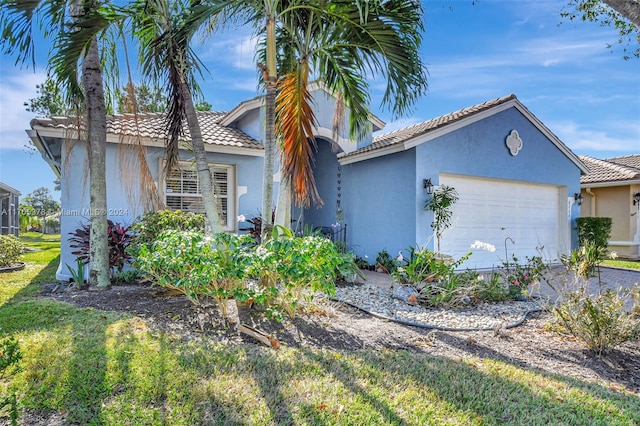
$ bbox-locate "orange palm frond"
[276,62,322,208]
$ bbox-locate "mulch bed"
[40,280,640,395]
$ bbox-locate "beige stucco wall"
[580,184,640,258]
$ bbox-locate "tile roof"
[30,111,264,150]
[606,154,640,170]
[579,155,640,184]
[342,94,517,158]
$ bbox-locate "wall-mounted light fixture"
[574,192,583,206]
[423,178,433,195]
[633,192,640,206]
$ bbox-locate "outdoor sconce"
[633,192,640,206]
[423,178,433,195]
[574,192,583,206]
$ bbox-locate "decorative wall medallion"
[505,129,523,156]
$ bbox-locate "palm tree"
[1,0,114,288]
[176,0,428,235]
[131,0,224,234]
[175,0,280,240]
[266,1,429,211]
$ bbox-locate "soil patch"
[40,281,640,395]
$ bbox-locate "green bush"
[576,217,612,249]
[135,230,253,318]
[554,285,640,354]
[250,226,341,317]
[128,210,206,259]
[0,235,23,268]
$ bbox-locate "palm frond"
[276,62,321,208]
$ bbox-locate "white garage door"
[439,174,567,269]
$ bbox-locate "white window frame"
[161,160,236,231]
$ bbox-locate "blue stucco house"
[28,89,586,280]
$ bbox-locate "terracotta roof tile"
[342,94,517,158]
[579,155,640,184]
[30,111,263,150]
[606,154,640,170]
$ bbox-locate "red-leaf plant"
[69,220,132,278]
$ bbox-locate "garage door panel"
[439,175,563,269]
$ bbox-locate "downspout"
[586,188,596,216]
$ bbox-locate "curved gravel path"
[332,266,640,331]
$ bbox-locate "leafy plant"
[334,251,366,283]
[66,257,86,287]
[249,227,341,317]
[68,220,132,278]
[560,241,609,287]
[135,230,255,318]
[554,285,640,355]
[128,210,206,258]
[112,269,141,285]
[424,185,459,252]
[375,249,398,274]
[0,235,23,268]
[0,336,22,426]
[238,210,275,244]
[392,247,436,285]
[502,254,549,299]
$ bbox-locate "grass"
[601,259,640,271]
[1,234,639,425]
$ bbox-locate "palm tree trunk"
[274,175,291,228]
[82,37,110,289]
[261,14,277,241]
[178,80,222,234]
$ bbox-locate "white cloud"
[548,119,640,153]
[0,70,46,150]
[197,31,258,71]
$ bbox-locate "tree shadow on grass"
[296,347,639,425]
[424,333,640,422]
[0,254,115,424]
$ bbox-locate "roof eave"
[340,97,589,176]
[219,97,264,127]
[581,179,640,188]
[0,182,21,196]
[27,129,62,178]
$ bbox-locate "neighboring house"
[29,90,585,280]
[578,155,640,259]
[0,182,20,237]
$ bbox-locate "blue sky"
[0,0,638,201]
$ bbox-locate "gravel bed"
[332,282,542,330]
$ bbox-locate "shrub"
[68,220,132,277]
[135,230,254,318]
[251,226,341,317]
[502,254,549,299]
[0,235,23,268]
[392,248,437,285]
[554,286,640,354]
[560,242,608,281]
[576,217,612,249]
[128,210,206,258]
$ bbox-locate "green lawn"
[1,234,638,425]
[602,259,640,271]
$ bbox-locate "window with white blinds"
[164,161,235,230]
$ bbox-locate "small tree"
[425,185,459,253]
[22,188,60,234]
